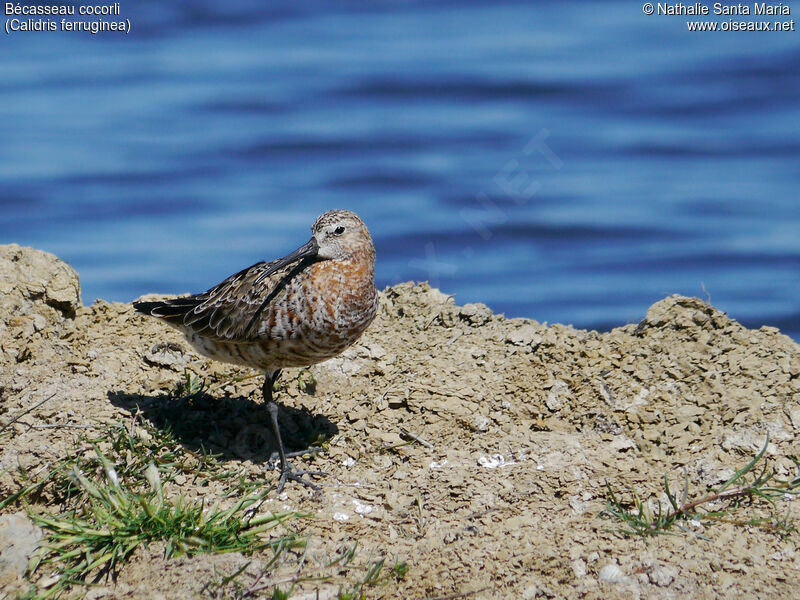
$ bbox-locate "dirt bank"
[1,244,799,599]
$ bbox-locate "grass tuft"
[174,370,208,398]
[6,419,306,597]
[31,461,302,587]
[601,434,800,538]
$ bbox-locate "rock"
[0,512,43,589]
[721,429,775,455]
[459,303,493,326]
[361,339,387,360]
[648,563,678,587]
[788,408,800,432]
[0,244,81,320]
[506,323,543,350]
[694,457,736,487]
[144,342,189,370]
[637,295,720,332]
[0,245,82,382]
[545,380,571,412]
[598,563,626,584]
[471,415,492,432]
[572,558,587,578]
[610,436,636,452]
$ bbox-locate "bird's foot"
[266,446,322,468]
[282,446,323,460]
[276,461,327,493]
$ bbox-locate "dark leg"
[263,370,324,492]
[264,372,290,485]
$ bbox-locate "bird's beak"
[255,237,319,284]
[277,237,319,267]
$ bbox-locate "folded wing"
[134,257,308,341]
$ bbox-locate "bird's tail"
[133,298,201,326]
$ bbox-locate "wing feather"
[134,258,311,342]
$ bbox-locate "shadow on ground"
[107,389,338,464]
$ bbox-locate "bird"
[134,209,378,491]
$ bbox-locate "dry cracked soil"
[1,243,799,599]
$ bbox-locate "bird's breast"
[302,258,377,336]
[254,256,377,358]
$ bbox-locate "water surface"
[2,1,798,339]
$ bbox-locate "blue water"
[2,1,799,340]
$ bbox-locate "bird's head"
[311,209,373,261]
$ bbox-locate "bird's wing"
[134,257,309,341]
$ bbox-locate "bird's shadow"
[108,388,337,464]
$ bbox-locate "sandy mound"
[1,244,798,599]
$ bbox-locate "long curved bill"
[255,237,319,285]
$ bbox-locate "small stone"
[648,564,678,587]
[721,429,775,455]
[459,303,493,326]
[143,342,188,370]
[546,380,571,412]
[695,458,735,487]
[478,454,512,469]
[599,563,625,584]
[32,314,46,332]
[471,415,491,432]
[0,513,43,588]
[506,324,543,350]
[786,409,800,432]
[471,347,486,359]
[361,339,387,360]
[572,558,587,578]
[610,436,636,452]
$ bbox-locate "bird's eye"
[333,226,345,235]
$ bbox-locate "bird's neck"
[342,247,375,277]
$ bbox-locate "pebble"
[648,564,678,587]
[0,513,43,588]
[598,563,626,584]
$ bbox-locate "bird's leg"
[263,370,325,492]
[263,371,289,481]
